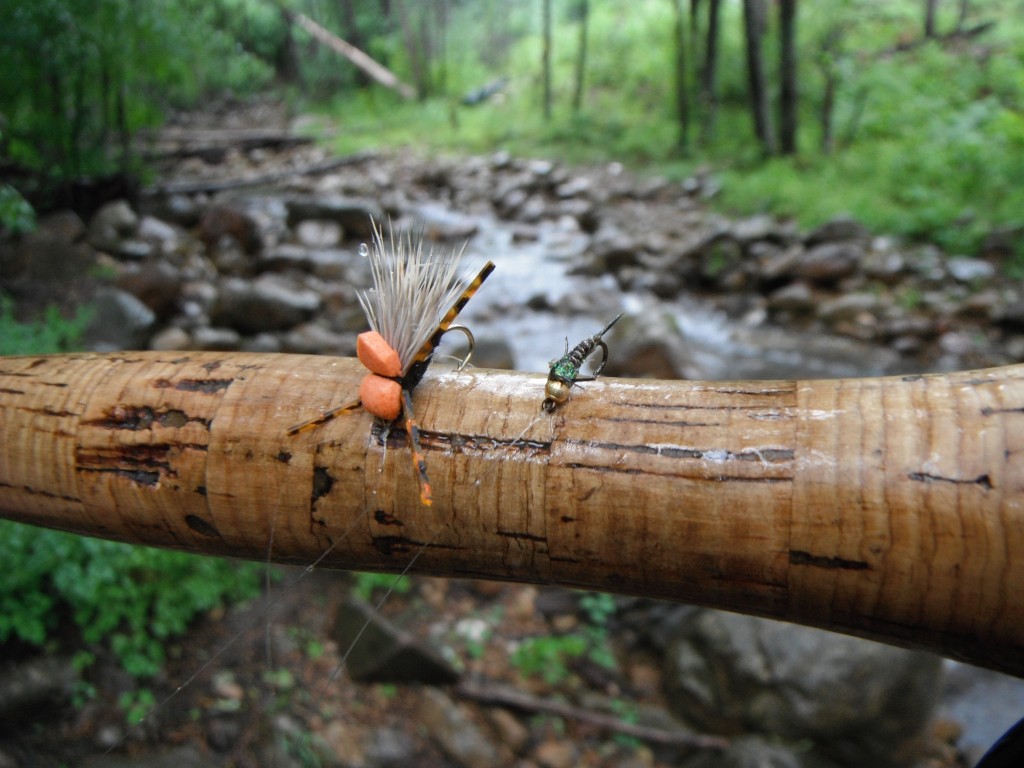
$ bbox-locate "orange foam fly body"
[359,373,402,421]
[356,331,403,379]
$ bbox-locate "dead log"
[285,10,415,99]
[143,152,376,196]
[1,352,1023,677]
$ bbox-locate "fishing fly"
[542,313,623,412]
[288,221,495,506]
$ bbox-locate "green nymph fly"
[542,313,623,412]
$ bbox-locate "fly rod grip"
[1,352,1022,676]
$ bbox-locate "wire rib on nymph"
[288,220,495,507]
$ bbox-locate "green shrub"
[0,523,262,678]
[0,294,93,356]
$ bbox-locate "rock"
[417,688,504,768]
[149,326,192,351]
[663,610,943,768]
[197,204,262,255]
[2,212,95,283]
[766,282,817,315]
[601,312,689,380]
[39,209,87,243]
[586,225,641,273]
[805,215,871,246]
[211,274,320,334]
[259,245,353,280]
[363,725,417,768]
[817,292,887,323]
[137,215,182,255]
[116,260,183,320]
[83,744,219,768]
[144,193,201,227]
[191,326,242,351]
[0,656,78,723]
[534,738,579,768]
[793,242,863,286]
[403,203,479,241]
[862,248,909,285]
[88,199,139,252]
[332,597,459,684]
[280,322,349,355]
[946,256,996,283]
[284,195,383,238]
[464,336,515,370]
[992,291,1024,331]
[730,214,793,244]
[295,219,343,248]
[697,236,745,287]
[684,735,804,768]
[240,332,282,353]
[83,287,157,351]
[758,244,806,283]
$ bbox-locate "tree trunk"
[925,0,939,37]
[778,0,798,155]
[672,0,690,151]
[742,0,775,154]
[572,0,589,113]
[3,352,1024,678]
[699,0,721,143]
[542,0,553,121]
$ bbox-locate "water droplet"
[358,243,369,258]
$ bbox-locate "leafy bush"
[0,293,263,708]
[0,295,93,356]
[0,523,262,677]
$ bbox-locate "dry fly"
[288,221,495,506]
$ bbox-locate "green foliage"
[510,592,617,685]
[0,295,93,356]
[0,185,36,234]
[511,632,588,685]
[0,522,262,678]
[352,571,412,602]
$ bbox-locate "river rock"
[1,210,94,284]
[805,215,871,246]
[403,202,480,241]
[946,256,996,284]
[83,287,157,351]
[663,610,943,768]
[793,242,862,286]
[816,292,887,323]
[116,260,183,320]
[766,282,817,316]
[295,219,343,248]
[259,244,352,280]
[191,326,242,351]
[149,326,192,351]
[0,656,78,724]
[683,735,804,768]
[332,597,459,685]
[417,688,505,768]
[284,195,383,238]
[280,322,349,355]
[211,274,320,334]
[88,199,139,252]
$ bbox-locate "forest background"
[1,0,1024,727]
[1,0,1023,261]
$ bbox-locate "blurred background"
[1,1,1023,766]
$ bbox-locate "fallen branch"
[2,352,1023,677]
[143,152,376,196]
[456,680,730,751]
[285,10,416,99]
